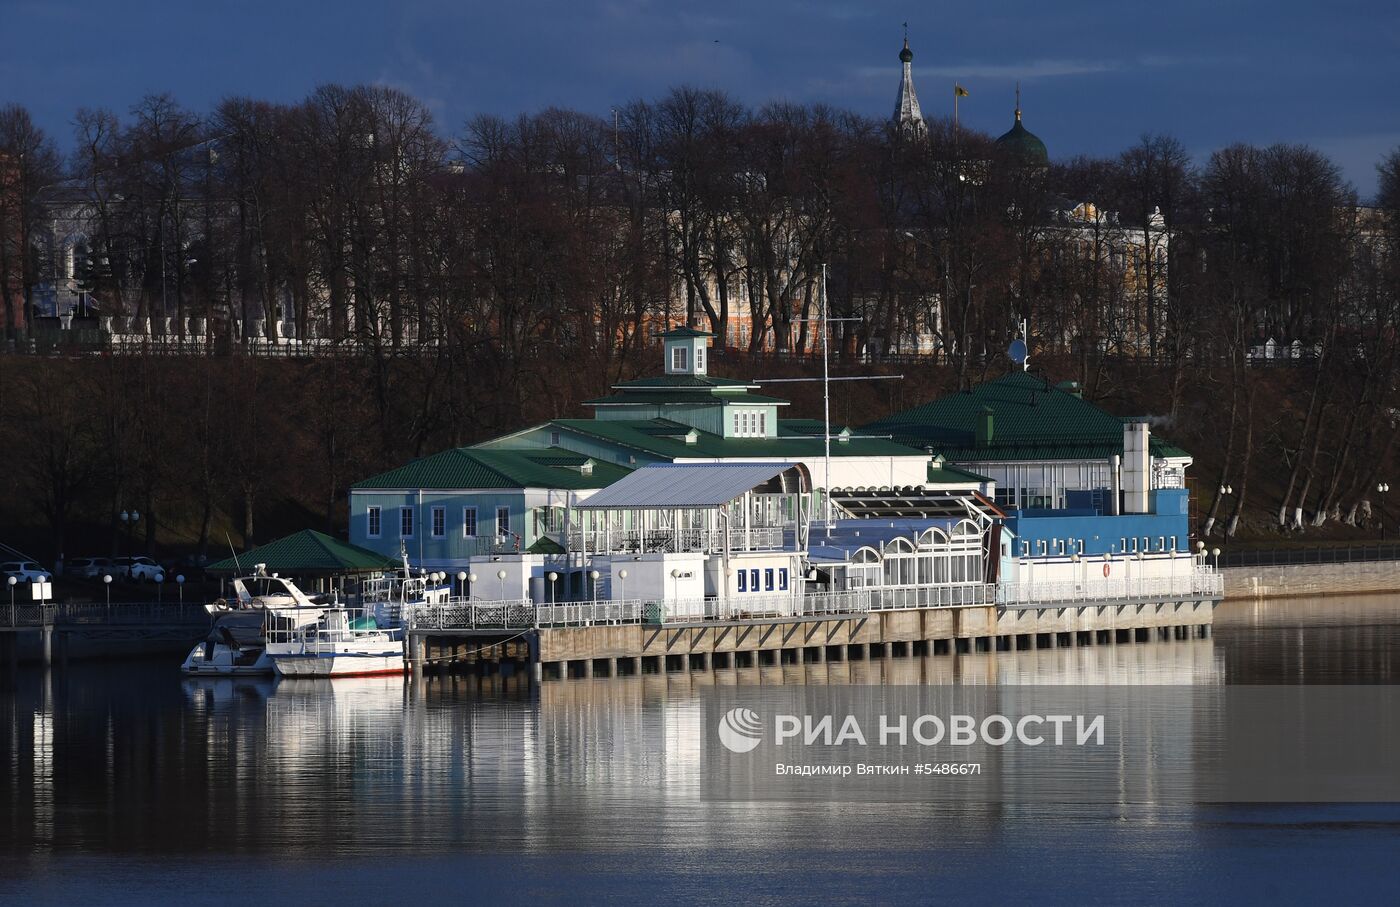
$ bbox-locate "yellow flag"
[954,84,970,97]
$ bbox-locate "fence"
[0,601,204,628]
[1220,545,1400,568]
[405,571,1222,631]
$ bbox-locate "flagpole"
[954,83,959,130]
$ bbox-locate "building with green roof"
[348,447,632,570]
[348,327,990,577]
[863,370,1192,511]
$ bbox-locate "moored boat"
[264,607,406,678]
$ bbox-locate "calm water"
[2,595,1399,904]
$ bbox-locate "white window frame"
[496,506,511,538]
[367,506,381,539]
[431,506,446,538]
[400,507,414,539]
[672,346,688,371]
[462,507,478,538]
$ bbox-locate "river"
[2,594,1398,904]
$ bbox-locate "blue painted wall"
[1003,488,1190,557]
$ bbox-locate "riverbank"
[1223,560,1400,599]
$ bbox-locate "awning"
[206,529,400,576]
[576,462,805,510]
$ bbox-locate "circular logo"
[717,707,763,753]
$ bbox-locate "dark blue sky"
[2,0,1397,197]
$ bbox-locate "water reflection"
[0,595,1395,868]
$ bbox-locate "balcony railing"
[565,526,788,554]
[404,570,1223,631]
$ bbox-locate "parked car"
[112,556,163,582]
[66,556,114,579]
[1,561,49,583]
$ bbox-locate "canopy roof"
[576,462,805,510]
[206,529,399,576]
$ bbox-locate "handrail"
[403,571,1223,631]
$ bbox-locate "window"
[758,411,766,435]
[496,506,511,538]
[750,569,760,592]
[431,507,445,538]
[671,346,688,371]
[1170,535,1178,551]
[550,430,561,446]
[367,506,381,539]
[695,346,704,371]
[400,507,414,539]
[764,568,774,591]
[778,568,789,591]
[1056,539,1066,556]
[1157,536,1165,552]
[737,570,747,592]
[462,507,478,537]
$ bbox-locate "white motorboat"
[180,569,326,677]
[265,607,406,678]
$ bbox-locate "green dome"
[996,113,1048,165]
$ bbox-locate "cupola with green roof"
[995,85,1048,166]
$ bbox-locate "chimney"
[1121,420,1151,514]
[975,406,995,447]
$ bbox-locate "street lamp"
[1219,484,1234,496]
[456,570,467,598]
[589,569,600,603]
[467,572,478,601]
[176,574,185,605]
[1378,483,1391,541]
[497,568,507,601]
[119,510,141,564]
[155,572,164,603]
[7,575,15,621]
[103,574,112,611]
[617,568,628,602]
[1211,547,1222,569]
[547,571,559,605]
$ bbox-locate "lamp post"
[176,574,185,606]
[155,572,164,604]
[456,570,467,599]
[119,510,141,567]
[103,574,112,614]
[1378,483,1391,541]
[467,573,478,602]
[1211,548,1222,570]
[589,569,600,604]
[497,568,507,601]
[617,568,628,603]
[547,571,558,606]
[7,575,15,624]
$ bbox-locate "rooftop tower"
[893,32,927,138]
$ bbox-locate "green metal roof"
[656,326,713,338]
[543,418,925,461]
[613,375,755,389]
[352,447,632,491]
[776,419,851,437]
[927,462,993,485]
[207,530,399,575]
[864,371,1190,462]
[585,390,790,406]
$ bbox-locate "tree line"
[2,86,1400,553]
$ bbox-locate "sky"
[2,0,1398,197]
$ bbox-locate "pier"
[404,573,1223,680]
[0,602,208,669]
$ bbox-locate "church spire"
[893,27,926,137]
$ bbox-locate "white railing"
[999,571,1223,608]
[565,526,788,554]
[408,600,536,630]
[401,571,1225,631]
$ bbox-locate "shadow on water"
[0,594,1398,902]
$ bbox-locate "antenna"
[225,532,242,575]
[1007,317,1030,371]
[761,265,889,531]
